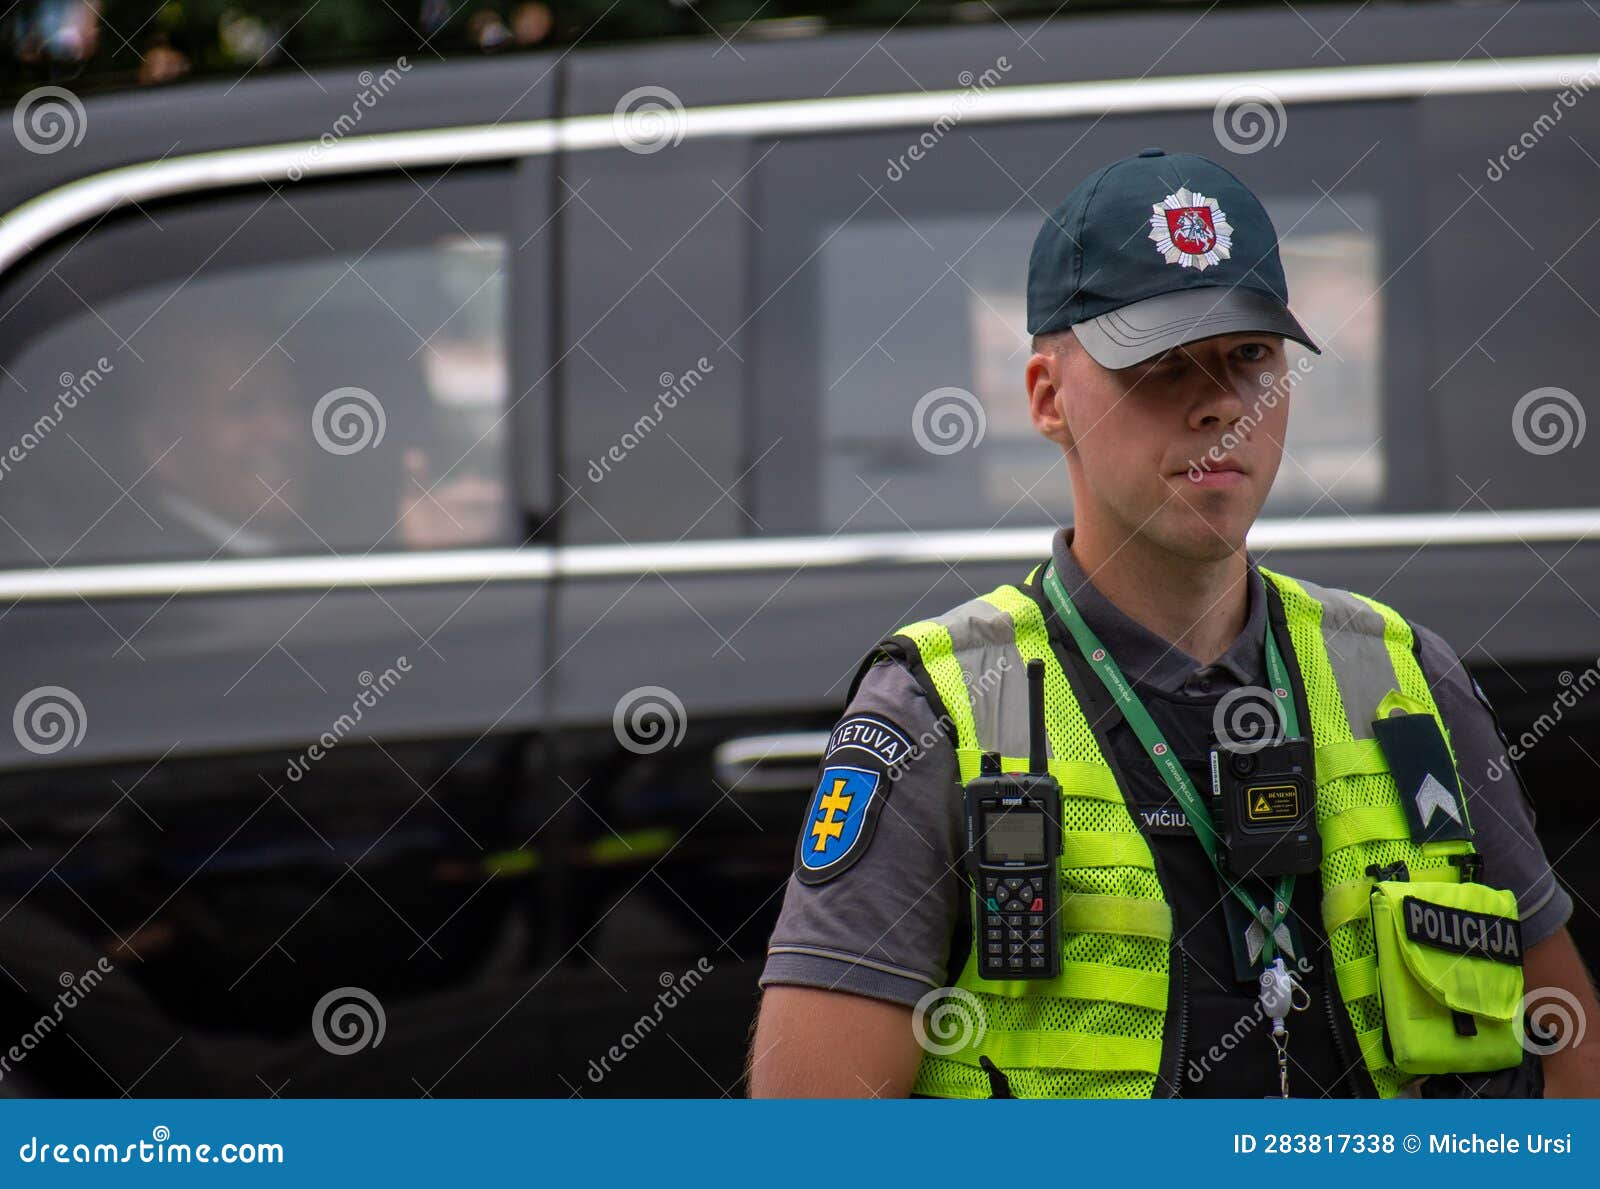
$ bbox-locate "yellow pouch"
[1368,878,1526,1074]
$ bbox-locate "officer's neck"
[1068,524,1249,666]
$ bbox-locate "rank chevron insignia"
[1414,772,1463,828]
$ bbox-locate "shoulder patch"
[825,714,914,768]
[796,765,885,884]
[793,712,921,884]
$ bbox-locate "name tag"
[1136,803,1190,835]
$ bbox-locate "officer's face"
[1029,331,1289,560]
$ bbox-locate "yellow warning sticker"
[1244,783,1300,823]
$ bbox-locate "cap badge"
[1149,188,1233,270]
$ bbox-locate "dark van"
[0,0,1597,1095]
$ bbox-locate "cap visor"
[1072,287,1322,370]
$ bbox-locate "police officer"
[750,148,1600,1099]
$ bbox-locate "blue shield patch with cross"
[798,765,881,880]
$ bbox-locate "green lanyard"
[1041,562,1300,967]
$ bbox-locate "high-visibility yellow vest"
[879,563,1479,1098]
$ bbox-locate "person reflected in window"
[131,329,318,559]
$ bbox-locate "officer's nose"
[1184,345,1249,431]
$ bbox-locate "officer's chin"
[1162,493,1255,561]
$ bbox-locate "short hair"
[1030,327,1077,358]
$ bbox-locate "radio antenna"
[1026,659,1046,776]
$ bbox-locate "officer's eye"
[1235,342,1272,363]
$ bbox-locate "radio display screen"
[982,808,1046,864]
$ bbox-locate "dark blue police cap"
[1027,147,1322,369]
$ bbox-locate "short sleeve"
[758,654,966,1007]
[1414,621,1573,948]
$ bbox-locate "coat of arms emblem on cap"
[1148,188,1233,270]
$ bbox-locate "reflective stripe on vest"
[883,567,1479,1099]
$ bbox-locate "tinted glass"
[751,110,1409,536]
[0,172,512,567]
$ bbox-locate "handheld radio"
[963,659,1063,979]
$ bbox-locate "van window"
[750,115,1398,535]
[0,170,512,567]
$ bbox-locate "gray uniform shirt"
[760,526,1572,1006]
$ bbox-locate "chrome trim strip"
[0,548,556,601]
[1,509,1596,602]
[713,731,833,793]
[0,53,1591,277]
[714,731,832,768]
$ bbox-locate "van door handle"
[713,732,830,794]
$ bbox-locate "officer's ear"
[1027,332,1073,449]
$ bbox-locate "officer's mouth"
[1174,458,1248,490]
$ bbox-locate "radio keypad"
[981,874,1050,972]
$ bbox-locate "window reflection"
[815,199,1384,534]
[0,236,510,567]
